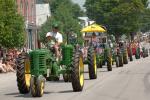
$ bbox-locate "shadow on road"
[84,71,89,73]
[99,70,109,72]
[5,91,51,98]
[58,90,73,93]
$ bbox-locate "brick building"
[16,0,37,49]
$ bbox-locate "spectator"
[5,61,15,72]
[0,59,7,73]
[91,33,98,46]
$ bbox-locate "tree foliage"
[0,0,25,48]
[85,0,149,37]
[39,0,84,44]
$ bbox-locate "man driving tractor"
[46,23,63,61]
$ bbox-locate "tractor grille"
[61,45,74,66]
[30,49,49,76]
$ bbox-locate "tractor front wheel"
[30,75,45,97]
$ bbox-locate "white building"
[78,17,95,28]
[36,4,51,27]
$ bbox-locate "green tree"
[49,0,84,18]
[85,0,148,40]
[140,8,150,32]
[0,0,25,48]
[39,0,83,44]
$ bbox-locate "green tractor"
[97,44,113,71]
[16,33,97,97]
[69,33,97,80]
[82,32,111,71]
[117,41,128,66]
[96,37,113,71]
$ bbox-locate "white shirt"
[46,32,63,43]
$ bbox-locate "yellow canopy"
[81,24,106,33]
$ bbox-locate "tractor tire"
[107,55,112,71]
[16,53,31,94]
[97,60,102,68]
[119,54,123,67]
[129,48,133,61]
[112,60,114,65]
[31,75,45,97]
[115,56,119,67]
[88,47,97,79]
[123,52,128,64]
[129,55,133,61]
[30,76,37,97]
[36,75,45,97]
[146,50,149,57]
[53,76,60,81]
[71,51,84,92]
[63,74,71,82]
[143,50,146,58]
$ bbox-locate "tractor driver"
[46,23,63,61]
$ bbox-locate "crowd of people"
[0,48,20,73]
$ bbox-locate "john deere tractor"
[68,32,97,80]
[95,36,113,71]
[16,33,97,97]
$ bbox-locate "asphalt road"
[0,56,150,100]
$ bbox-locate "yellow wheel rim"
[110,57,113,66]
[31,77,36,96]
[33,83,36,94]
[94,53,97,74]
[40,81,44,95]
[79,56,84,86]
[25,59,31,87]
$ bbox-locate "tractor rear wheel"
[119,54,123,67]
[88,47,97,79]
[16,53,31,94]
[107,55,112,71]
[63,73,71,82]
[129,48,133,61]
[123,51,128,64]
[71,51,84,92]
[97,60,102,68]
[146,49,149,57]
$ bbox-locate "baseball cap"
[46,32,52,37]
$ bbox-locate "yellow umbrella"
[81,24,106,32]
